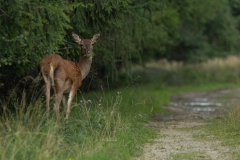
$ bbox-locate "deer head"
[72,33,100,56]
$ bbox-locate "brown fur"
[39,33,100,119]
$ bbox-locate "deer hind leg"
[62,94,67,112]
[65,87,77,119]
[42,73,51,118]
[54,80,64,120]
[49,65,55,87]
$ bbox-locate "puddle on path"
[173,98,223,112]
[154,88,240,122]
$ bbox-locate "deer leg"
[54,80,64,120]
[45,83,51,118]
[62,94,67,112]
[65,87,77,119]
[42,74,51,118]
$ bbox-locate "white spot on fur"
[49,65,54,86]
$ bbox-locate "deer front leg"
[54,81,64,120]
[42,74,51,119]
[65,87,77,119]
[43,83,51,118]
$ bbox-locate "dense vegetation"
[2,0,240,159]
[2,1,240,159]
[1,55,240,159]
[1,0,240,92]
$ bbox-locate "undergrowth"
[0,78,156,160]
[131,55,240,86]
[2,55,240,159]
[205,105,240,159]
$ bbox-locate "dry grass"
[131,55,240,85]
[144,55,240,71]
[0,76,154,160]
[224,105,240,130]
[202,56,240,70]
[145,59,184,71]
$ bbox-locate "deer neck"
[77,51,93,80]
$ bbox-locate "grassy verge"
[204,105,240,159]
[2,56,240,159]
[1,81,238,160]
[0,84,157,160]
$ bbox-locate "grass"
[2,55,240,159]
[131,55,240,86]
[0,80,158,160]
[172,151,211,160]
[204,105,240,159]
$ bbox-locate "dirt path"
[137,88,240,160]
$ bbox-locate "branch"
[0,7,10,17]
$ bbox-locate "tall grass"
[0,78,61,160]
[224,105,240,132]
[204,104,240,158]
[0,77,155,160]
[2,55,240,159]
[131,55,240,85]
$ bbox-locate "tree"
[1,0,239,93]
[166,0,239,62]
[0,0,72,89]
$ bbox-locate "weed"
[204,105,240,159]
[0,77,156,160]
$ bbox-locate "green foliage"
[0,0,73,90]
[2,0,240,91]
[137,2,180,61]
[129,0,240,63]
[70,0,133,81]
[0,0,72,69]
[142,0,240,62]
[229,0,240,34]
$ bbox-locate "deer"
[39,33,100,119]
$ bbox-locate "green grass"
[204,105,240,159]
[172,151,211,160]
[1,80,238,160]
[2,56,240,159]
[0,81,160,160]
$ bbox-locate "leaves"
[1,0,240,91]
[0,0,71,77]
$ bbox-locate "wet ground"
[153,88,240,122]
[138,88,240,160]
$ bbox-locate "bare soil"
[137,88,240,160]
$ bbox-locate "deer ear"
[72,33,82,44]
[91,33,100,43]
